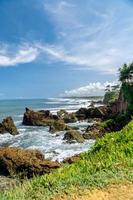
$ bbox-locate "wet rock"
[0,117,19,135]
[0,147,61,178]
[63,130,85,143]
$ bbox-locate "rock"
[87,106,110,119]
[0,117,19,135]
[76,106,110,120]
[49,120,66,133]
[0,147,61,178]
[85,124,105,139]
[65,126,79,131]
[57,109,78,123]
[57,109,68,118]
[63,154,80,164]
[76,108,88,120]
[23,108,68,133]
[63,130,85,143]
[23,108,54,126]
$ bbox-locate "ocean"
[0,97,101,161]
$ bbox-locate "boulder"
[57,109,78,123]
[23,108,54,126]
[63,130,85,143]
[49,120,67,133]
[0,117,19,135]
[23,108,68,133]
[87,106,110,119]
[76,108,88,120]
[0,147,61,178]
[85,124,105,139]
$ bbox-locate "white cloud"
[42,0,133,74]
[62,81,118,97]
[0,44,39,67]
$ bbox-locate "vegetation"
[103,89,119,105]
[99,112,131,131]
[119,63,133,114]
[1,120,133,200]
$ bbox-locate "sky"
[0,0,133,98]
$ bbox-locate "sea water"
[0,98,100,161]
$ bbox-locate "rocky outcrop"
[0,147,61,178]
[0,117,19,135]
[110,90,128,114]
[76,106,110,120]
[63,130,85,143]
[84,124,105,139]
[23,108,67,132]
[57,109,78,123]
[23,108,54,126]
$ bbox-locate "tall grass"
[1,120,133,200]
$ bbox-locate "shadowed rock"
[76,106,110,120]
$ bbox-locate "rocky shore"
[0,87,131,191]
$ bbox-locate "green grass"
[1,120,133,200]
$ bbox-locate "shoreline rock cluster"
[0,98,130,188]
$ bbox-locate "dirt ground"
[51,183,133,200]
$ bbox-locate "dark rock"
[0,117,19,135]
[0,147,61,178]
[63,130,85,143]
[76,106,110,120]
[76,108,88,120]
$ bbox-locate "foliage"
[1,120,133,200]
[103,90,119,105]
[119,63,133,83]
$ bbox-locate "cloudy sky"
[0,0,133,98]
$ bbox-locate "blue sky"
[0,0,133,98]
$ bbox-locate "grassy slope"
[1,120,133,200]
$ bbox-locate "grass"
[1,120,133,200]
